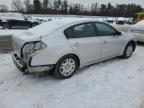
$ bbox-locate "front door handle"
[104,41,108,44]
[73,42,80,47]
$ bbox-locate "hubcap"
[126,45,133,57]
[60,59,76,77]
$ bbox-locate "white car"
[12,18,137,79]
[129,20,144,42]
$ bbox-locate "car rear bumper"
[12,53,27,72]
[12,53,54,74]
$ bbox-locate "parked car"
[12,18,137,79]
[0,13,40,29]
[129,20,144,42]
[104,17,115,24]
[116,17,127,25]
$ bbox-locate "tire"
[54,55,79,79]
[2,23,9,29]
[29,23,33,28]
[121,42,134,59]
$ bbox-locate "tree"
[106,3,112,16]
[33,0,41,13]
[11,0,24,12]
[57,0,61,10]
[0,4,8,12]
[53,0,58,11]
[61,0,68,14]
[42,0,50,13]
[24,0,32,13]
[100,4,107,16]
[53,0,61,12]
[42,0,49,10]
[91,3,99,15]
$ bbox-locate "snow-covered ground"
[0,29,24,36]
[0,45,144,108]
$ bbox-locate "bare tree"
[0,4,8,12]
[11,0,24,12]
[24,0,32,13]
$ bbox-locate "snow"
[117,17,127,21]
[0,29,24,36]
[0,45,144,108]
[135,20,144,26]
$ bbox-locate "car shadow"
[77,57,121,75]
[24,56,121,81]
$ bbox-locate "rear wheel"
[2,23,9,29]
[54,55,79,79]
[121,42,134,59]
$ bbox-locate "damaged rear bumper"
[12,53,54,74]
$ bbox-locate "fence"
[0,35,12,53]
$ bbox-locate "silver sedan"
[12,18,137,79]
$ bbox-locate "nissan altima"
[12,18,137,79]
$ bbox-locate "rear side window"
[64,23,96,39]
[95,23,116,36]
[64,27,74,39]
[73,23,95,38]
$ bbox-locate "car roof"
[29,18,100,36]
[0,12,23,19]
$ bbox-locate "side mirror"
[116,31,122,36]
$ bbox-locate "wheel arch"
[57,53,80,68]
[128,40,136,52]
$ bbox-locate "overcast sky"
[0,0,144,9]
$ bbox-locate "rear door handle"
[73,42,80,47]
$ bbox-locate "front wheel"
[121,42,134,59]
[54,55,79,79]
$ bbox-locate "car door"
[94,22,125,59]
[8,18,25,28]
[16,18,30,28]
[65,23,102,65]
[13,16,30,28]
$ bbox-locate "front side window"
[95,23,116,36]
[73,23,95,38]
